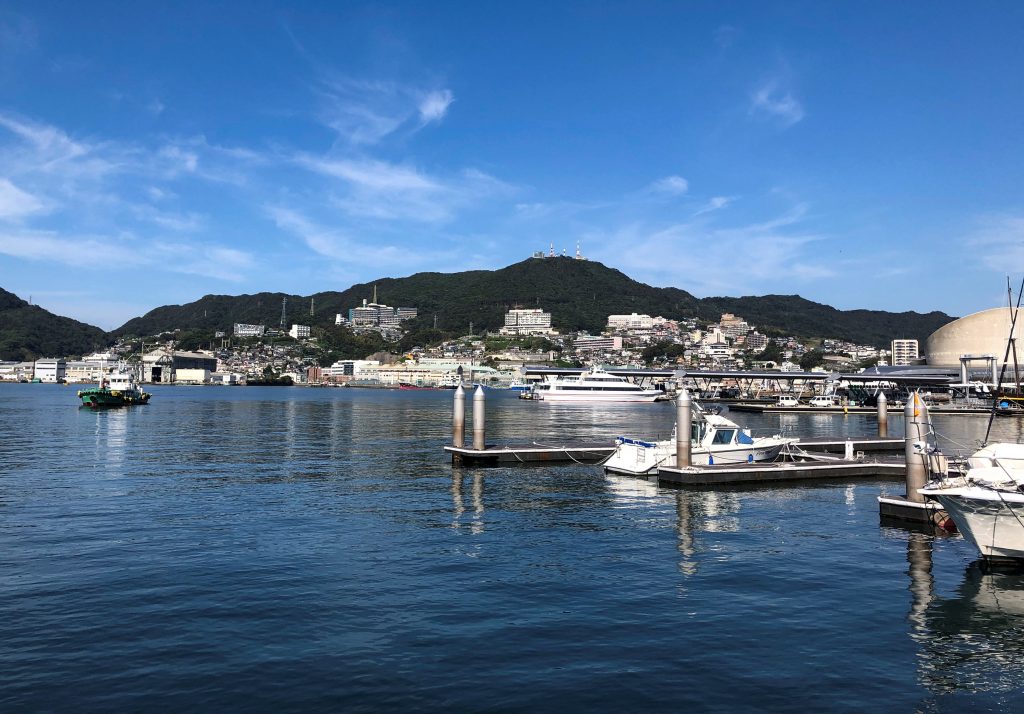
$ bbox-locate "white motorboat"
[603,412,793,475]
[531,367,662,403]
[920,443,1024,561]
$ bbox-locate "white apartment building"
[234,323,266,338]
[606,313,669,331]
[574,335,623,352]
[289,324,311,339]
[891,339,920,366]
[500,308,554,336]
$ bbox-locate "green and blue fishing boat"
[77,371,151,409]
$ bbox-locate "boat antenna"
[983,275,1024,445]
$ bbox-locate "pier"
[444,384,908,476]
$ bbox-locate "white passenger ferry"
[531,368,663,403]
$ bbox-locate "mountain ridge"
[0,288,111,361]
[111,258,954,349]
[0,259,957,359]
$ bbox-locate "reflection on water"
[671,490,743,575]
[92,408,129,469]
[901,530,1024,703]
[8,384,1024,710]
[450,471,485,535]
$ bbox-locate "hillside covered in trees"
[0,289,110,361]
[112,258,954,348]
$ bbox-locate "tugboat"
[77,371,151,409]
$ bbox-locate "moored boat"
[531,367,662,403]
[77,371,151,409]
[604,411,794,475]
[920,443,1024,561]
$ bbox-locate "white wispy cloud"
[649,175,689,195]
[0,230,146,266]
[294,154,512,223]
[966,214,1024,273]
[315,76,455,145]
[156,243,255,282]
[419,89,454,123]
[0,227,254,282]
[750,80,804,127]
[267,205,458,268]
[0,178,46,220]
[586,203,833,295]
[693,196,735,216]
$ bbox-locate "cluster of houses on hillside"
[2,298,917,387]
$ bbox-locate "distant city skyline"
[2,2,1023,329]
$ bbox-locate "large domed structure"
[926,307,1014,367]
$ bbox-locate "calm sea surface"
[3,383,1024,712]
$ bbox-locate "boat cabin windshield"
[712,428,736,445]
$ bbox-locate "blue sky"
[2,2,1024,329]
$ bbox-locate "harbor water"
[3,384,1024,711]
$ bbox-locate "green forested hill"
[696,294,953,348]
[111,258,954,348]
[0,289,110,361]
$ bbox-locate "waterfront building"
[924,307,1019,368]
[500,308,554,336]
[0,361,35,381]
[234,323,266,338]
[143,350,218,383]
[322,359,381,382]
[175,368,210,385]
[891,338,920,366]
[33,358,66,383]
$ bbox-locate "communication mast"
[280,296,287,329]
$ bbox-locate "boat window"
[712,429,736,445]
[737,431,754,445]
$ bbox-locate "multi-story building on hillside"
[500,308,554,336]
[234,323,266,338]
[347,300,418,330]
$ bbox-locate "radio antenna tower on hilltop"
[280,296,287,329]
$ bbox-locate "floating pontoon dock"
[443,436,904,466]
[728,403,991,415]
[445,443,616,466]
[657,458,906,487]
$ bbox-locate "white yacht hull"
[925,488,1024,560]
[604,439,787,476]
[536,391,662,403]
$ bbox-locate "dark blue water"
[3,384,1024,711]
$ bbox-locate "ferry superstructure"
[531,368,662,403]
